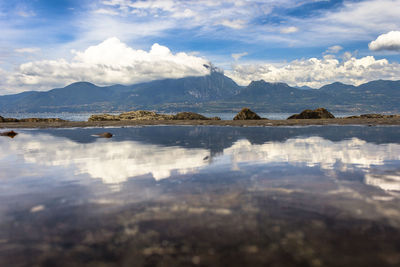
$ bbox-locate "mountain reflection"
[1,129,400,193]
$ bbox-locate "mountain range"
[0,71,399,113]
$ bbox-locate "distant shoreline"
[2,117,400,129]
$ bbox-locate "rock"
[233,108,262,120]
[95,132,113,138]
[287,108,335,119]
[4,118,19,122]
[119,111,174,120]
[173,112,221,120]
[0,130,18,138]
[345,114,400,119]
[0,116,19,122]
[18,118,65,122]
[88,111,174,121]
[88,114,120,121]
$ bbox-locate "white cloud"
[231,52,248,61]
[280,26,298,34]
[5,37,210,92]
[325,45,343,54]
[94,8,120,16]
[14,47,41,54]
[226,55,400,88]
[369,31,400,52]
[217,19,246,29]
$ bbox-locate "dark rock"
[4,118,19,122]
[0,130,18,138]
[95,132,113,138]
[19,118,65,122]
[345,114,400,119]
[173,112,221,120]
[233,108,262,120]
[288,108,335,119]
[0,116,19,122]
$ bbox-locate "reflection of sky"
[1,130,400,193]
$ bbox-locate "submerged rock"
[345,114,400,119]
[288,108,335,119]
[233,108,262,120]
[95,132,113,138]
[0,130,18,138]
[173,112,221,120]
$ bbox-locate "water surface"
[1,126,400,266]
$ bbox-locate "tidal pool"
[1,126,400,266]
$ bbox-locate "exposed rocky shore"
[2,108,400,129]
[0,116,65,123]
[88,111,221,121]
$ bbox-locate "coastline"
[2,117,400,129]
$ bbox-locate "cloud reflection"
[1,132,400,193]
[1,133,210,184]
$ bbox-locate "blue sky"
[1,0,400,93]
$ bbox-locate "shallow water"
[1,126,400,266]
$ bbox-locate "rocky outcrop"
[0,117,65,123]
[288,108,335,119]
[88,110,174,121]
[0,130,18,138]
[345,114,400,119]
[0,116,19,122]
[233,108,262,120]
[173,112,221,120]
[19,118,65,122]
[88,110,221,121]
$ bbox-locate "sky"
[1,0,400,94]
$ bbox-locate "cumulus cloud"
[226,55,400,88]
[280,26,298,34]
[369,31,400,51]
[6,37,210,91]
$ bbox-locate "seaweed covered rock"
[88,114,119,121]
[288,108,335,119]
[233,108,262,120]
[88,110,174,121]
[19,118,65,122]
[0,116,3,122]
[345,114,400,119]
[119,110,174,120]
[173,112,221,120]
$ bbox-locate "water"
[1,112,362,121]
[1,126,400,266]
